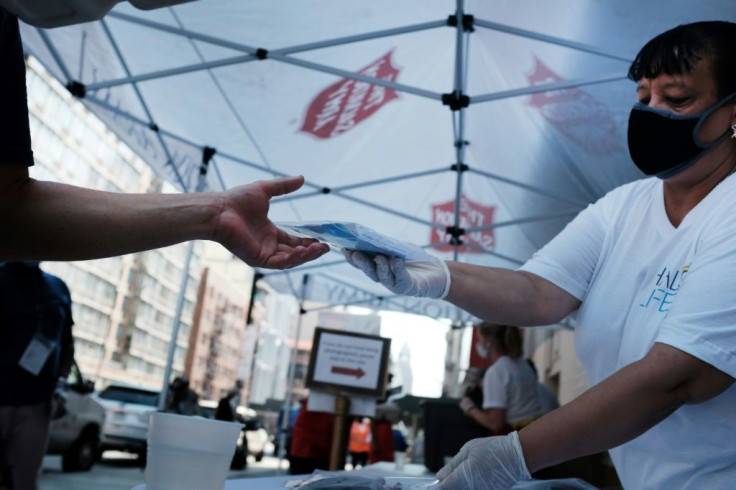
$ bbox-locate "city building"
[197,242,255,405]
[247,282,301,406]
[184,267,248,401]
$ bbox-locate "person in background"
[393,424,409,455]
[348,417,372,469]
[0,261,74,490]
[214,388,247,471]
[275,400,300,459]
[288,397,333,475]
[0,7,328,270]
[345,21,736,489]
[214,390,237,422]
[164,377,199,416]
[459,323,542,435]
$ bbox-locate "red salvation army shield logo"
[527,57,622,155]
[430,195,496,253]
[300,50,400,139]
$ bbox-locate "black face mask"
[627,93,735,179]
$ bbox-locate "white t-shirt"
[482,356,542,423]
[520,176,736,489]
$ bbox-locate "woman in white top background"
[459,323,542,434]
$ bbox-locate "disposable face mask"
[627,92,735,179]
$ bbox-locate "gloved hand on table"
[433,432,532,490]
[342,248,451,298]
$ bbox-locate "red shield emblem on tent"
[430,196,496,253]
[300,50,400,139]
[527,57,622,155]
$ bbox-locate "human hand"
[213,176,329,269]
[459,396,476,415]
[434,432,531,490]
[342,249,450,298]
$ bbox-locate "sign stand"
[329,393,351,470]
[306,327,392,472]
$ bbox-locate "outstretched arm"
[445,261,580,326]
[466,404,510,435]
[519,342,734,471]
[343,250,580,326]
[436,343,734,488]
[0,165,328,268]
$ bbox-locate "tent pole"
[34,28,73,82]
[157,148,214,411]
[473,18,631,62]
[99,18,188,191]
[85,54,257,91]
[108,11,444,58]
[472,72,627,104]
[277,274,309,472]
[443,0,470,398]
[450,0,467,263]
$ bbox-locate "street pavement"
[39,451,289,490]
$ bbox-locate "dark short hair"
[628,21,736,98]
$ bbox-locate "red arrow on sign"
[331,366,366,379]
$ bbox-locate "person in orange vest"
[348,417,372,468]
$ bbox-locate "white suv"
[94,383,160,462]
[46,362,106,472]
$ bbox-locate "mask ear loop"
[692,92,736,148]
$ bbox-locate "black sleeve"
[58,298,75,379]
[0,7,34,166]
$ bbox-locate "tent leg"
[157,151,212,410]
[277,274,310,472]
[329,394,350,471]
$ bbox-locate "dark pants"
[0,402,51,490]
[288,455,330,475]
[350,451,368,468]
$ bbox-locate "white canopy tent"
[13,2,736,401]
[18,0,736,318]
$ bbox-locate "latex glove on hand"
[459,396,477,415]
[434,432,531,490]
[342,249,450,298]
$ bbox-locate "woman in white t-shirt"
[460,323,542,434]
[345,21,736,489]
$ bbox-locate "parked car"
[198,400,270,464]
[46,362,106,472]
[94,382,159,462]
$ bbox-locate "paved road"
[40,452,289,490]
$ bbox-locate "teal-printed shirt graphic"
[639,264,690,313]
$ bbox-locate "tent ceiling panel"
[20,0,736,320]
[134,0,450,50]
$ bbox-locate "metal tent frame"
[22,0,668,410]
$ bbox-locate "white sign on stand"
[306,327,391,398]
